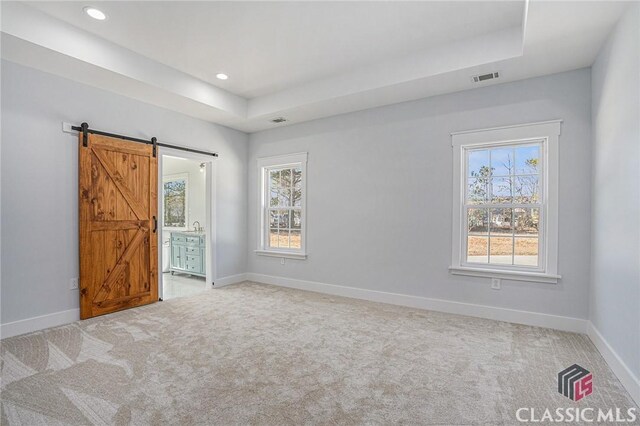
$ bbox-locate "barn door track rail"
[72,122,218,157]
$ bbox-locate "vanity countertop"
[170,230,205,236]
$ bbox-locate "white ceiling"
[1,1,630,133]
[24,1,525,98]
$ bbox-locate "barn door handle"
[152,216,157,233]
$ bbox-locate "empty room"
[1,1,638,425]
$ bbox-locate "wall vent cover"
[471,72,500,83]
[271,117,287,123]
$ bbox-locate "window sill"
[255,250,307,260]
[449,266,560,284]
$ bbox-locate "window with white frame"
[163,173,188,229]
[257,153,307,258]
[450,121,561,283]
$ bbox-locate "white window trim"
[449,120,561,284]
[256,152,308,259]
[162,172,189,231]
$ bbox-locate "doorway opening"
[158,151,216,300]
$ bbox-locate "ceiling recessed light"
[84,6,107,20]
[216,73,229,80]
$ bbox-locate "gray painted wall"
[1,60,249,324]
[248,68,592,320]
[590,4,640,378]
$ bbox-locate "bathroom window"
[163,173,188,229]
[256,153,307,259]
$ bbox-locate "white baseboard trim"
[587,322,640,406]
[214,273,248,288]
[1,309,80,340]
[245,273,587,333]
[1,273,248,339]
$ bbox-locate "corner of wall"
[587,1,640,405]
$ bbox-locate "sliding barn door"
[79,133,158,319]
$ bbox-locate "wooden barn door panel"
[79,133,158,319]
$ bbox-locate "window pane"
[293,168,302,190]
[514,176,539,203]
[290,230,301,249]
[281,168,292,188]
[270,188,280,207]
[269,229,279,248]
[490,208,513,234]
[468,150,489,178]
[467,236,488,263]
[515,145,540,175]
[269,170,282,207]
[515,237,538,266]
[468,208,488,235]
[292,210,302,229]
[467,178,488,204]
[514,208,539,236]
[292,168,303,207]
[292,188,302,207]
[269,210,278,228]
[278,229,290,248]
[491,177,513,203]
[489,207,514,265]
[490,148,514,177]
[489,236,513,265]
[277,210,290,229]
[270,170,280,189]
[279,188,292,206]
[163,178,186,228]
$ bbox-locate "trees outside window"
[164,175,188,229]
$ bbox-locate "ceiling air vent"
[271,117,287,123]
[471,72,500,83]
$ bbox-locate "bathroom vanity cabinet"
[169,231,206,277]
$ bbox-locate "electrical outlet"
[491,278,501,290]
[70,277,79,290]
[280,258,285,265]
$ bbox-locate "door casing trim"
[158,149,218,299]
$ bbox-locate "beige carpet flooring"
[1,282,637,425]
